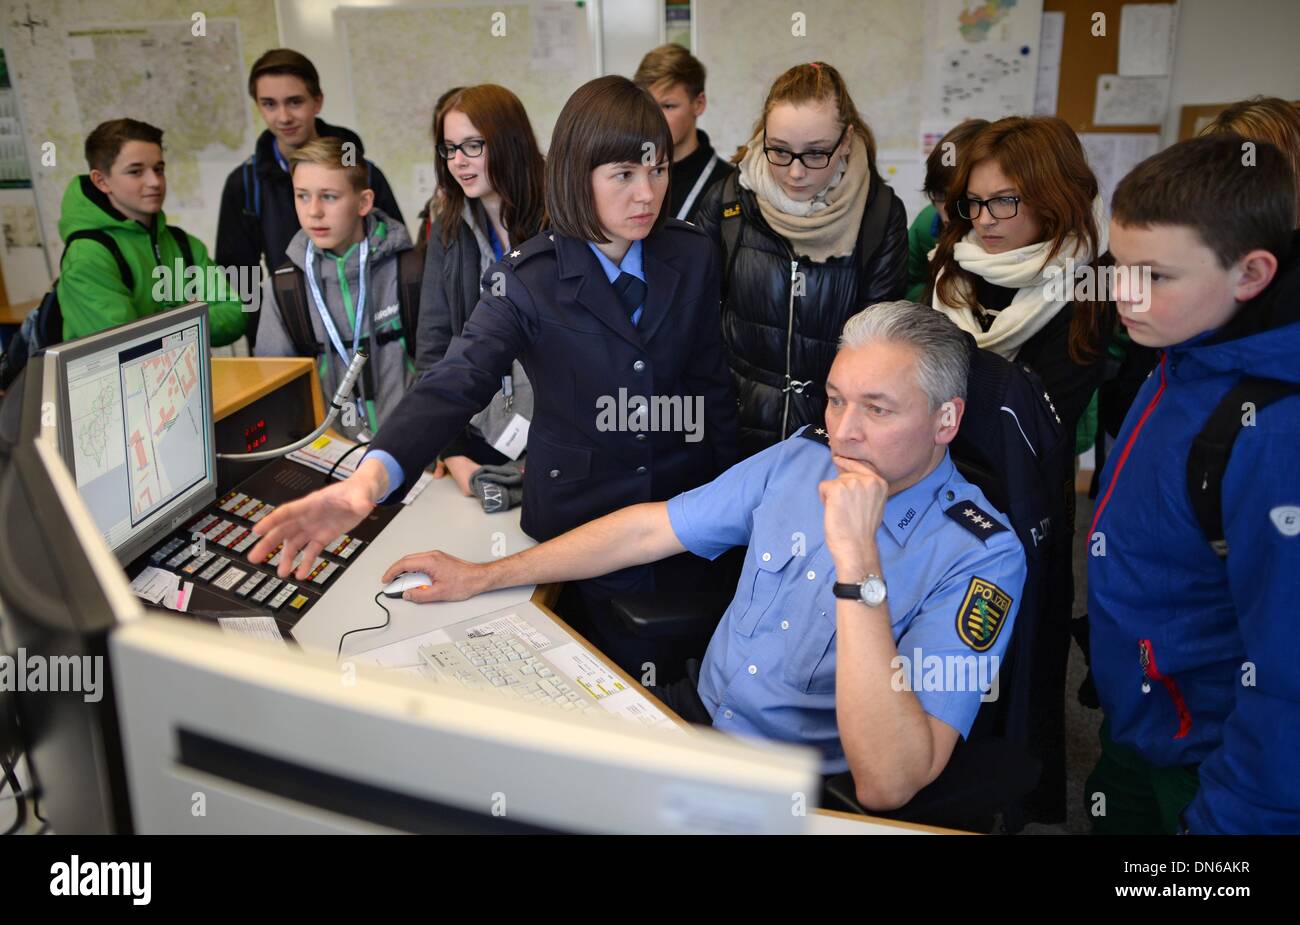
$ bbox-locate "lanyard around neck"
[304,236,369,371]
[676,153,719,221]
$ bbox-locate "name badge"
[491,413,530,461]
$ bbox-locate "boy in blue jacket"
[1088,134,1300,834]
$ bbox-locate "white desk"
[290,474,538,655]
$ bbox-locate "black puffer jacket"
[695,170,909,457]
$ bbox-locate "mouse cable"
[337,591,391,661]
[326,440,369,481]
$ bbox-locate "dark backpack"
[268,244,425,362]
[715,169,896,298]
[1187,376,1300,556]
[948,333,1073,827]
[0,227,193,390]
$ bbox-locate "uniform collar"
[586,238,644,284]
[881,452,955,547]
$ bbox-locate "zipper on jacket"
[1138,638,1193,740]
[780,257,799,439]
[1089,353,1168,538]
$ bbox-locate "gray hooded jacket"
[255,209,415,441]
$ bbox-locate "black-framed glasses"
[957,195,1020,220]
[763,124,847,169]
[436,139,486,159]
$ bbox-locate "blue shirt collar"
[586,238,644,284]
[882,451,955,547]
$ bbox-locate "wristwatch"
[833,574,888,607]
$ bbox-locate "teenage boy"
[58,118,246,344]
[1089,133,1300,834]
[253,137,416,443]
[218,49,404,346]
[633,44,735,225]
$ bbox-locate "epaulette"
[500,232,556,269]
[943,500,1010,543]
[797,425,830,446]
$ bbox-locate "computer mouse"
[381,572,433,597]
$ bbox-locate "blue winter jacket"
[1088,230,1300,834]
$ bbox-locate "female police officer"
[247,76,739,641]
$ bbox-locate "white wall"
[1161,0,1300,145]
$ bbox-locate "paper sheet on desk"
[348,626,453,668]
[217,616,287,647]
[288,435,433,503]
[544,642,676,730]
[131,567,193,613]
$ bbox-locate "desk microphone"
[217,349,370,462]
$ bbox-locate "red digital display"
[244,418,268,452]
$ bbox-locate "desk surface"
[211,356,323,424]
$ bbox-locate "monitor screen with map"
[47,304,216,564]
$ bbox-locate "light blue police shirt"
[666,425,1027,773]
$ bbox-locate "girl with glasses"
[417,84,546,501]
[695,62,908,458]
[929,115,1111,459]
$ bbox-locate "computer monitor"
[0,435,145,834]
[35,303,216,565]
[110,615,822,834]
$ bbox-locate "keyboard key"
[181,550,216,575]
[251,577,282,603]
[234,572,266,597]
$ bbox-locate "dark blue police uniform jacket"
[366,220,739,590]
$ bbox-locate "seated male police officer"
[382,301,1027,810]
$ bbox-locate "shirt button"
[632,360,646,372]
[636,433,647,441]
[761,552,772,562]
[781,620,790,630]
[723,709,734,719]
[548,468,560,479]
[806,570,816,580]
[747,664,757,675]
[945,490,955,501]
[635,465,647,474]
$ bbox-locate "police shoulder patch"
[955,577,1012,652]
[943,500,1009,543]
[798,425,830,446]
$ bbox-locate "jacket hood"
[1176,229,1300,385]
[254,118,366,172]
[58,174,166,240]
[283,208,411,270]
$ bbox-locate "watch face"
[861,576,887,606]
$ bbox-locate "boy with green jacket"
[57,118,247,345]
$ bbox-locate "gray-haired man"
[381,301,1026,811]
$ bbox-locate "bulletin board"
[1042,0,1177,135]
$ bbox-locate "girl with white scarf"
[929,116,1113,457]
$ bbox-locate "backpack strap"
[853,171,895,285]
[718,172,742,299]
[395,244,424,361]
[165,225,195,268]
[1187,376,1300,557]
[270,261,323,358]
[242,153,261,219]
[61,229,132,291]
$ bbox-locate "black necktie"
[612,272,647,325]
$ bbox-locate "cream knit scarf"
[737,132,871,263]
[931,195,1107,358]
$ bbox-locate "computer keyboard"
[417,633,598,714]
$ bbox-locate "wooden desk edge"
[212,357,324,426]
[526,584,967,835]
